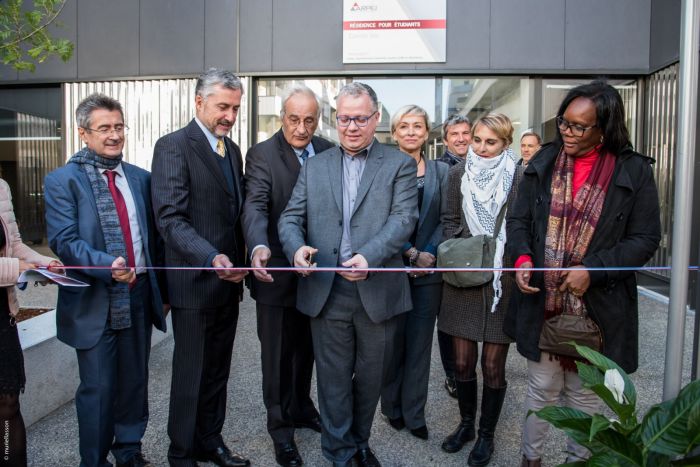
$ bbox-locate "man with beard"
[151,69,249,467]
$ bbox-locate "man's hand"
[558,266,590,297]
[515,261,540,294]
[293,246,318,277]
[163,304,171,317]
[251,246,273,282]
[212,254,247,283]
[339,254,369,282]
[111,256,136,284]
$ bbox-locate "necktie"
[216,138,226,157]
[300,149,309,164]
[105,171,136,282]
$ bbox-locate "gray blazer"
[278,140,419,323]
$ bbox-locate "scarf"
[69,147,131,330]
[460,146,517,312]
[543,146,616,369]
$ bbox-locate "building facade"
[0,0,688,297]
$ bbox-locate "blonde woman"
[438,113,522,466]
[380,105,448,440]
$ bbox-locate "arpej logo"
[350,2,378,12]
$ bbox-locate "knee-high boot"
[468,384,507,466]
[441,379,477,453]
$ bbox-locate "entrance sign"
[343,0,446,63]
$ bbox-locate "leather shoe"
[198,445,250,467]
[387,416,405,431]
[274,441,303,466]
[294,416,322,433]
[444,376,457,398]
[353,448,381,467]
[410,425,429,440]
[116,452,151,467]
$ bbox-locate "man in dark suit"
[242,85,333,467]
[151,69,249,467]
[45,94,167,467]
[278,83,418,467]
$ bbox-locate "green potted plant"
[532,343,700,466]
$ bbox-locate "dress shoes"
[294,416,322,433]
[116,452,152,467]
[387,416,405,431]
[274,441,303,467]
[353,448,381,467]
[197,445,250,467]
[410,425,429,440]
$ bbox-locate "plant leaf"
[688,399,700,448]
[572,343,637,406]
[577,361,605,387]
[643,379,700,456]
[670,453,700,465]
[589,414,612,441]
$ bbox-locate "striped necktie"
[300,149,309,164]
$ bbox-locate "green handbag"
[437,204,507,288]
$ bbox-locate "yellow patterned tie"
[216,139,225,157]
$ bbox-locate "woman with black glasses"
[505,81,661,466]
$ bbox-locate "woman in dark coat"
[438,113,522,467]
[505,81,661,466]
[380,105,448,440]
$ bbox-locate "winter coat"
[0,179,56,316]
[504,143,661,373]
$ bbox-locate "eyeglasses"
[336,111,377,128]
[83,125,129,136]
[286,116,317,128]
[556,116,596,137]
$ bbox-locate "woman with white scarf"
[437,113,522,467]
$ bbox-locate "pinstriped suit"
[151,119,245,466]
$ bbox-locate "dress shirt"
[101,163,146,273]
[339,145,370,263]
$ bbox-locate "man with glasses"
[242,84,333,467]
[279,82,418,467]
[45,93,167,467]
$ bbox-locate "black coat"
[241,130,334,307]
[504,143,661,373]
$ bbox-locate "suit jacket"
[278,139,419,323]
[242,130,334,307]
[151,119,245,309]
[406,159,448,286]
[44,161,166,350]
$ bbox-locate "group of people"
[0,70,661,467]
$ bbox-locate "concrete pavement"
[26,291,694,466]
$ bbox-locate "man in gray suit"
[278,82,418,467]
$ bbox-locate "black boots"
[467,384,507,467]
[441,379,477,453]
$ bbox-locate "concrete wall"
[0,0,672,84]
[649,0,681,72]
